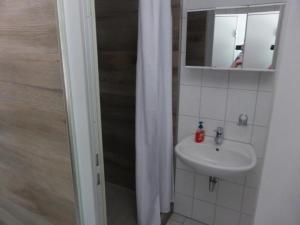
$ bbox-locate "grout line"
[176,168,244,186]
[180,83,202,87]
[214,204,243,214]
[238,77,260,225]
[191,169,196,219]
[250,72,261,147]
[211,178,220,225]
[258,71,263,91]
[178,113,200,118]
[178,114,199,118]
[223,71,231,129]
[198,69,204,121]
[238,185,247,225]
[180,82,273,93]
[178,113,268,129]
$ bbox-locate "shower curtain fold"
[135,0,173,225]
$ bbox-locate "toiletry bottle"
[195,121,205,143]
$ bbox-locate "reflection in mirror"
[185,11,213,67]
[212,11,247,68]
[243,8,280,69]
[185,4,284,71]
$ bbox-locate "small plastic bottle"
[195,121,205,143]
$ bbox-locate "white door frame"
[56,0,107,225]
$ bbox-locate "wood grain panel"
[172,1,180,143]
[95,0,138,190]
[95,0,138,17]
[0,0,77,225]
[95,0,180,190]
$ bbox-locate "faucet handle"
[215,127,223,135]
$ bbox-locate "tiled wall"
[175,69,274,225]
[174,1,276,224]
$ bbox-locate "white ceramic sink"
[175,136,257,177]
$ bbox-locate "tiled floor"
[167,213,206,225]
[106,182,171,225]
[106,183,137,225]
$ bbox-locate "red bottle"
[195,121,205,143]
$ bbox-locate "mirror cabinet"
[185,4,285,71]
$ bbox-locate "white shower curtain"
[135,0,173,224]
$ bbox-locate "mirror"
[185,4,284,70]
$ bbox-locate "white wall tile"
[242,188,258,215]
[214,207,240,225]
[229,71,259,91]
[176,158,194,172]
[202,70,229,88]
[240,214,254,225]
[254,92,273,126]
[221,174,246,185]
[251,126,268,158]
[226,89,257,124]
[200,87,227,120]
[178,115,199,142]
[180,68,202,86]
[179,85,201,116]
[194,174,217,203]
[192,200,215,225]
[175,194,194,217]
[225,122,253,143]
[200,118,224,137]
[259,72,275,92]
[246,159,263,188]
[217,181,244,211]
[176,169,195,197]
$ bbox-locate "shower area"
[95,0,138,224]
[95,0,180,224]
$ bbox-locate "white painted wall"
[254,0,300,224]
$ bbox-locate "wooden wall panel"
[95,0,180,190]
[95,0,138,190]
[0,1,77,225]
[172,0,181,143]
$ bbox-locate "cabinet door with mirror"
[185,4,284,71]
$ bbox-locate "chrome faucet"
[214,127,224,145]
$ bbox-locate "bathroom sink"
[175,136,256,178]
